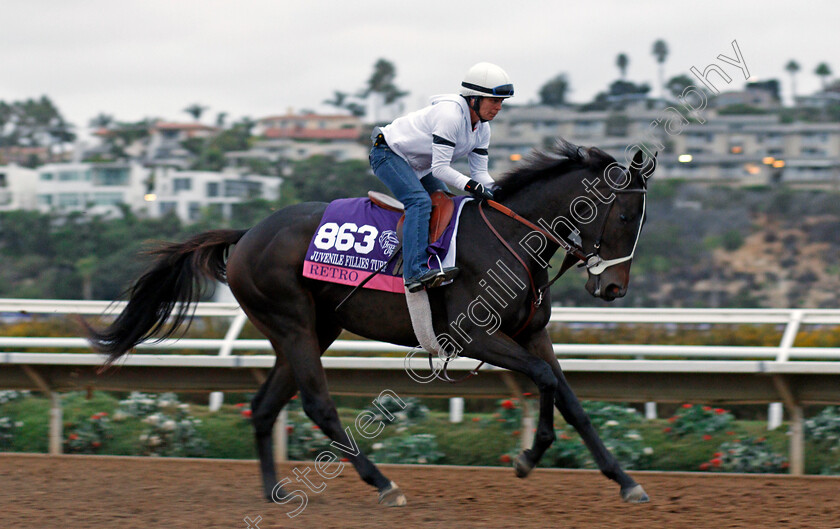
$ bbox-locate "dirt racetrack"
[2,453,839,529]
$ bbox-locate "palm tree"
[815,62,832,90]
[616,53,629,80]
[88,113,114,130]
[652,40,669,98]
[183,103,208,122]
[785,60,801,101]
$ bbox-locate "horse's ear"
[629,149,657,187]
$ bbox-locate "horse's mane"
[493,139,618,200]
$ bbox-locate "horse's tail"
[82,228,248,366]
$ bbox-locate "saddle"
[368,190,455,244]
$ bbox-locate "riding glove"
[464,179,494,201]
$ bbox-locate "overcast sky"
[3,0,837,130]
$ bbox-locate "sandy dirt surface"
[1,453,839,528]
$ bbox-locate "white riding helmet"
[459,62,514,98]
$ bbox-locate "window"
[37,194,53,206]
[40,172,54,181]
[206,182,219,197]
[91,192,123,206]
[59,171,83,181]
[92,167,129,186]
[188,202,202,220]
[159,201,177,215]
[173,178,192,192]
[58,193,82,207]
[224,180,262,198]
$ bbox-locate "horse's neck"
[499,175,577,229]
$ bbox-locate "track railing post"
[209,311,249,412]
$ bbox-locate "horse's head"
[574,149,655,301]
[494,140,655,302]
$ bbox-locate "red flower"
[312,425,320,430]
[92,441,101,448]
[523,392,532,397]
[667,416,677,423]
[291,395,298,400]
[714,452,722,458]
[757,437,766,442]
[286,426,294,434]
[559,433,571,440]
[699,462,710,470]
[711,458,722,467]
[91,415,100,420]
[702,406,712,412]
[663,427,672,433]
[98,412,108,417]
[702,434,712,441]
[726,431,735,436]
[781,462,789,468]
[472,417,481,422]
[501,400,515,410]
[235,403,246,408]
[512,430,521,436]
[500,454,511,463]
[241,409,252,418]
[68,434,79,440]
[714,408,726,415]
[682,403,693,409]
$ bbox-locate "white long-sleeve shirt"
[380,94,495,190]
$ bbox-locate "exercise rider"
[369,62,513,293]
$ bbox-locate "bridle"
[479,180,647,327]
[434,184,646,384]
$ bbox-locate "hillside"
[550,182,840,309]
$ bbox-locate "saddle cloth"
[302,193,470,293]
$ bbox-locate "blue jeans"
[369,143,448,281]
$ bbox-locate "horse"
[82,138,656,506]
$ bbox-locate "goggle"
[461,82,514,97]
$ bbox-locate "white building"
[32,162,150,217]
[0,165,39,211]
[149,168,282,222]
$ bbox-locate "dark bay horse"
[83,139,655,506]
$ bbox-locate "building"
[31,162,150,217]
[489,103,840,187]
[254,112,363,141]
[149,168,282,221]
[0,165,39,211]
[145,122,221,168]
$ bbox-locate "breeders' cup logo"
[378,230,399,256]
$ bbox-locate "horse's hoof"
[620,484,650,503]
[378,481,407,507]
[513,450,535,478]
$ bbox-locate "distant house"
[254,113,363,141]
[30,162,150,216]
[145,122,221,168]
[0,165,39,211]
[149,168,282,221]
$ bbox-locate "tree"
[815,62,832,90]
[183,103,208,122]
[539,73,571,106]
[652,40,669,98]
[361,58,409,105]
[285,155,388,203]
[666,74,694,99]
[785,59,801,100]
[215,112,228,127]
[616,53,629,80]
[88,113,114,130]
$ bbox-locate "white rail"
[2,299,840,476]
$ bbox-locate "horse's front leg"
[524,328,649,503]
[459,331,559,474]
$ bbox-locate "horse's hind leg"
[250,360,298,500]
[525,328,649,503]
[248,309,405,506]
